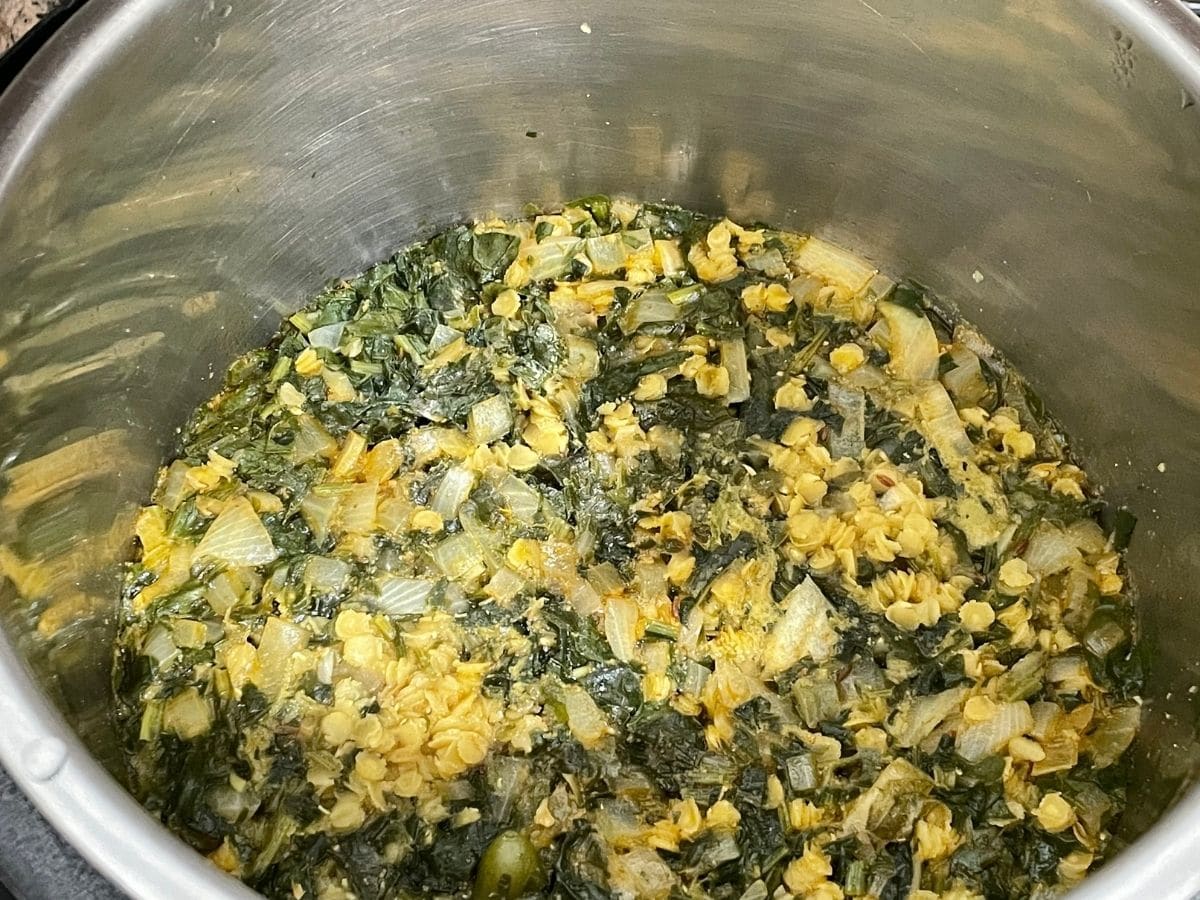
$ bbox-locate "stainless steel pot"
[1,0,1199,896]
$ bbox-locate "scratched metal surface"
[1,0,1200,896]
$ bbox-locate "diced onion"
[956,701,1033,762]
[527,236,584,281]
[434,533,486,582]
[878,301,939,382]
[307,321,346,350]
[941,346,989,407]
[337,483,378,535]
[457,503,507,571]
[495,474,541,523]
[719,339,751,404]
[255,616,310,699]
[841,758,932,837]
[585,233,629,275]
[566,578,601,617]
[210,783,258,825]
[563,335,600,380]
[761,576,838,677]
[587,563,624,597]
[483,566,526,604]
[742,247,788,277]
[468,395,514,445]
[1023,526,1083,577]
[916,382,975,461]
[195,496,278,567]
[172,619,209,649]
[618,291,681,334]
[304,556,352,594]
[300,488,343,545]
[431,465,476,520]
[679,660,711,696]
[887,687,967,748]
[442,582,470,614]
[792,236,877,296]
[162,687,212,740]
[374,576,435,617]
[159,460,193,512]
[1065,519,1106,554]
[621,228,653,253]
[604,595,638,662]
[290,414,338,464]
[316,648,337,684]
[428,323,463,352]
[1086,704,1140,768]
[142,624,178,667]
[829,383,866,460]
[564,684,610,748]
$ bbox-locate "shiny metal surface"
[1,0,1200,896]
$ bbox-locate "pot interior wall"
[1,0,1199,850]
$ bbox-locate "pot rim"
[0,0,1199,897]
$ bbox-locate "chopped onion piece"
[566,578,601,617]
[195,496,278,567]
[618,290,681,334]
[604,595,639,662]
[483,566,526,604]
[829,382,866,460]
[564,684,611,748]
[1086,704,1140,768]
[457,503,506,571]
[841,758,932,837]
[256,616,310,700]
[621,228,653,252]
[941,345,989,407]
[172,619,208,649]
[742,247,788,277]
[1023,525,1083,577]
[407,427,442,466]
[142,624,178,667]
[1066,519,1106,553]
[956,701,1033,762]
[434,532,486,582]
[878,301,939,382]
[316,648,337,684]
[916,382,975,461]
[495,474,540,523]
[587,562,623,597]
[300,488,343,545]
[337,483,378,535]
[159,460,193,512]
[761,576,838,677]
[719,338,751,404]
[467,395,513,445]
[302,556,352,600]
[585,233,629,275]
[290,414,338,464]
[563,335,600,380]
[679,660,711,696]
[888,686,967,748]
[792,236,877,296]
[306,321,346,350]
[374,576,435,617]
[162,687,212,740]
[527,236,584,281]
[428,323,463,352]
[431,465,476,520]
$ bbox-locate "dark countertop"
[0,767,120,898]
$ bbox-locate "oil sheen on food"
[113,197,1143,900]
